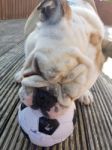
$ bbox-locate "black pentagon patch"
[39,117,59,135]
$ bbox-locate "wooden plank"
[0,0,38,19]
[95,0,112,26]
[0,0,2,19]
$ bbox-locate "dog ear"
[24,0,54,35]
[24,5,40,36]
[24,0,72,36]
[24,0,46,36]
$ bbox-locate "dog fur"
[15,0,105,106]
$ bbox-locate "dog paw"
[14,71,23,83]
[79,90,94,105]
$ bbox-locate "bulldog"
[15,0,105,106]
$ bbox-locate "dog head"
[24,0,72,36]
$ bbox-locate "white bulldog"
[15,0,105,106]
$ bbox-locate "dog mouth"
[23,72,38,78]
[23,65,43,78]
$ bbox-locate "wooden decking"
[0,20,112,150]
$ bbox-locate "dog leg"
[14,69,24,83]
[79,90,94,105]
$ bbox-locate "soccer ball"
[18,102,76,147]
